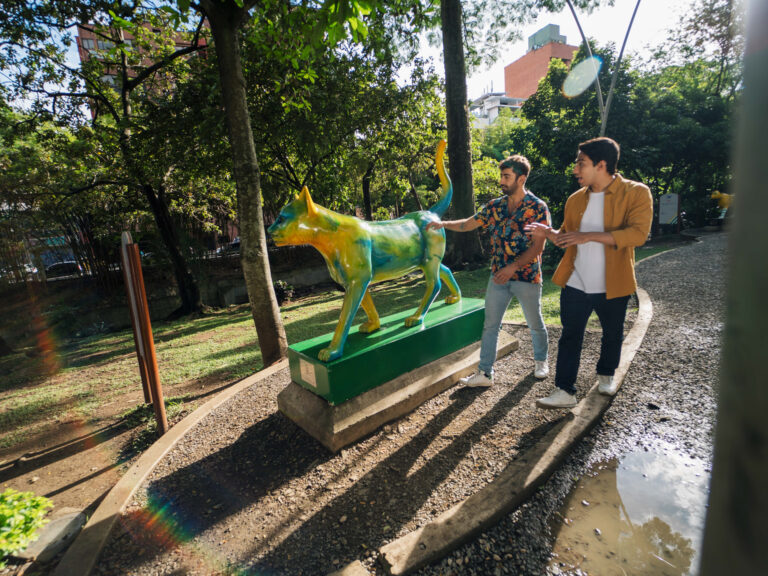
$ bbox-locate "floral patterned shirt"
[474,192,550,283]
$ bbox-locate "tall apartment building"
[471,24,578,127]
[504,24,578,100]
[469,92,526,128]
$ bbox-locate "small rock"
[594,528,601,536]
[339,515,347,524]
[581,500,590,506]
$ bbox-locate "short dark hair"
[578,137,620,175]
[499,154,531,177]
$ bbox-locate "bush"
[0,488,53,567]
[273,280,294,305]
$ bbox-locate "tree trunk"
[440,0,481,264]
[701,0,768,573]
[143,184,203,317]
[201,0,287,365]
[362,162,374,221]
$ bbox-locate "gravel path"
[94,232,724,576]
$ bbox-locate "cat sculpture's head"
[268,186,321,247]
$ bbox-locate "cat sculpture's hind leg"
[358,289,381,333]
[440,264,461,304]
[405,255,443,327]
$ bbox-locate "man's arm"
[555,185,653,249]
[555,230,615,248]
[609,185,654,249]
[526,221,613,248]
[426,216,482,232]
[524,221,561,242]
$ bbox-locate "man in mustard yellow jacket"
[526,137,653,408]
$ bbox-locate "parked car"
[45,261,83,279]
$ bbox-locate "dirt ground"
[0,350,255,513]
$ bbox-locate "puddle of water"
[548,444,710,575]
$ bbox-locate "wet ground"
[548,442,709,575]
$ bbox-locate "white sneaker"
[598,374,619,396]
[536,388,577,409]
[534,360,550,379]
[460,372,493,387]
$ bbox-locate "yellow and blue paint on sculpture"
[268,140,461,362]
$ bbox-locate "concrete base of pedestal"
[277,331,519,452]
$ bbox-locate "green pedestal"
[288,298,485,405]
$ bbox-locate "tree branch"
[123,25,207,91]
[6,41,121,123]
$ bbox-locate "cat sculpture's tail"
[428,139,452,218]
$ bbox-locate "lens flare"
[25,283,62,374]
[117,493,255,574]
[563,56,603,98]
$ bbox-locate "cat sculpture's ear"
[299,186,318,217]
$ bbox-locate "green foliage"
[217,2,448,217]
[0,488,53,566]
[273,280,294,305]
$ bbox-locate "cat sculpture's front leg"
[319,280,368,362]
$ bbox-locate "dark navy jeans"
[555,286,630,395]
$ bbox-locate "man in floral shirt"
[427,155,551,387]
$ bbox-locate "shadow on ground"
[104,371,551,574]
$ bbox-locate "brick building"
[75,23,207,113]
[504,24,578,100]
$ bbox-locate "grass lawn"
[0,242,675,453]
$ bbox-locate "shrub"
[273,280,294,305]
[0,488,53,567]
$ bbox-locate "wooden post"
[121,233,152,404]
[121,232,168,435]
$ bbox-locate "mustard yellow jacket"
[551,173,654,299]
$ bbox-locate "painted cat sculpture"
[268,140,461,362]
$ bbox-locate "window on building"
[101,74,118,87]
[123,39,133,49]
[97,39,115,50]
[81,38,95,50]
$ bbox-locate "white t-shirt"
[566,192,606,294]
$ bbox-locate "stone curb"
[51,359,290,576]
[376,286,653,575]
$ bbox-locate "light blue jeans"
[478,275,548,375]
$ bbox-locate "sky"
[446,0,698,100]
